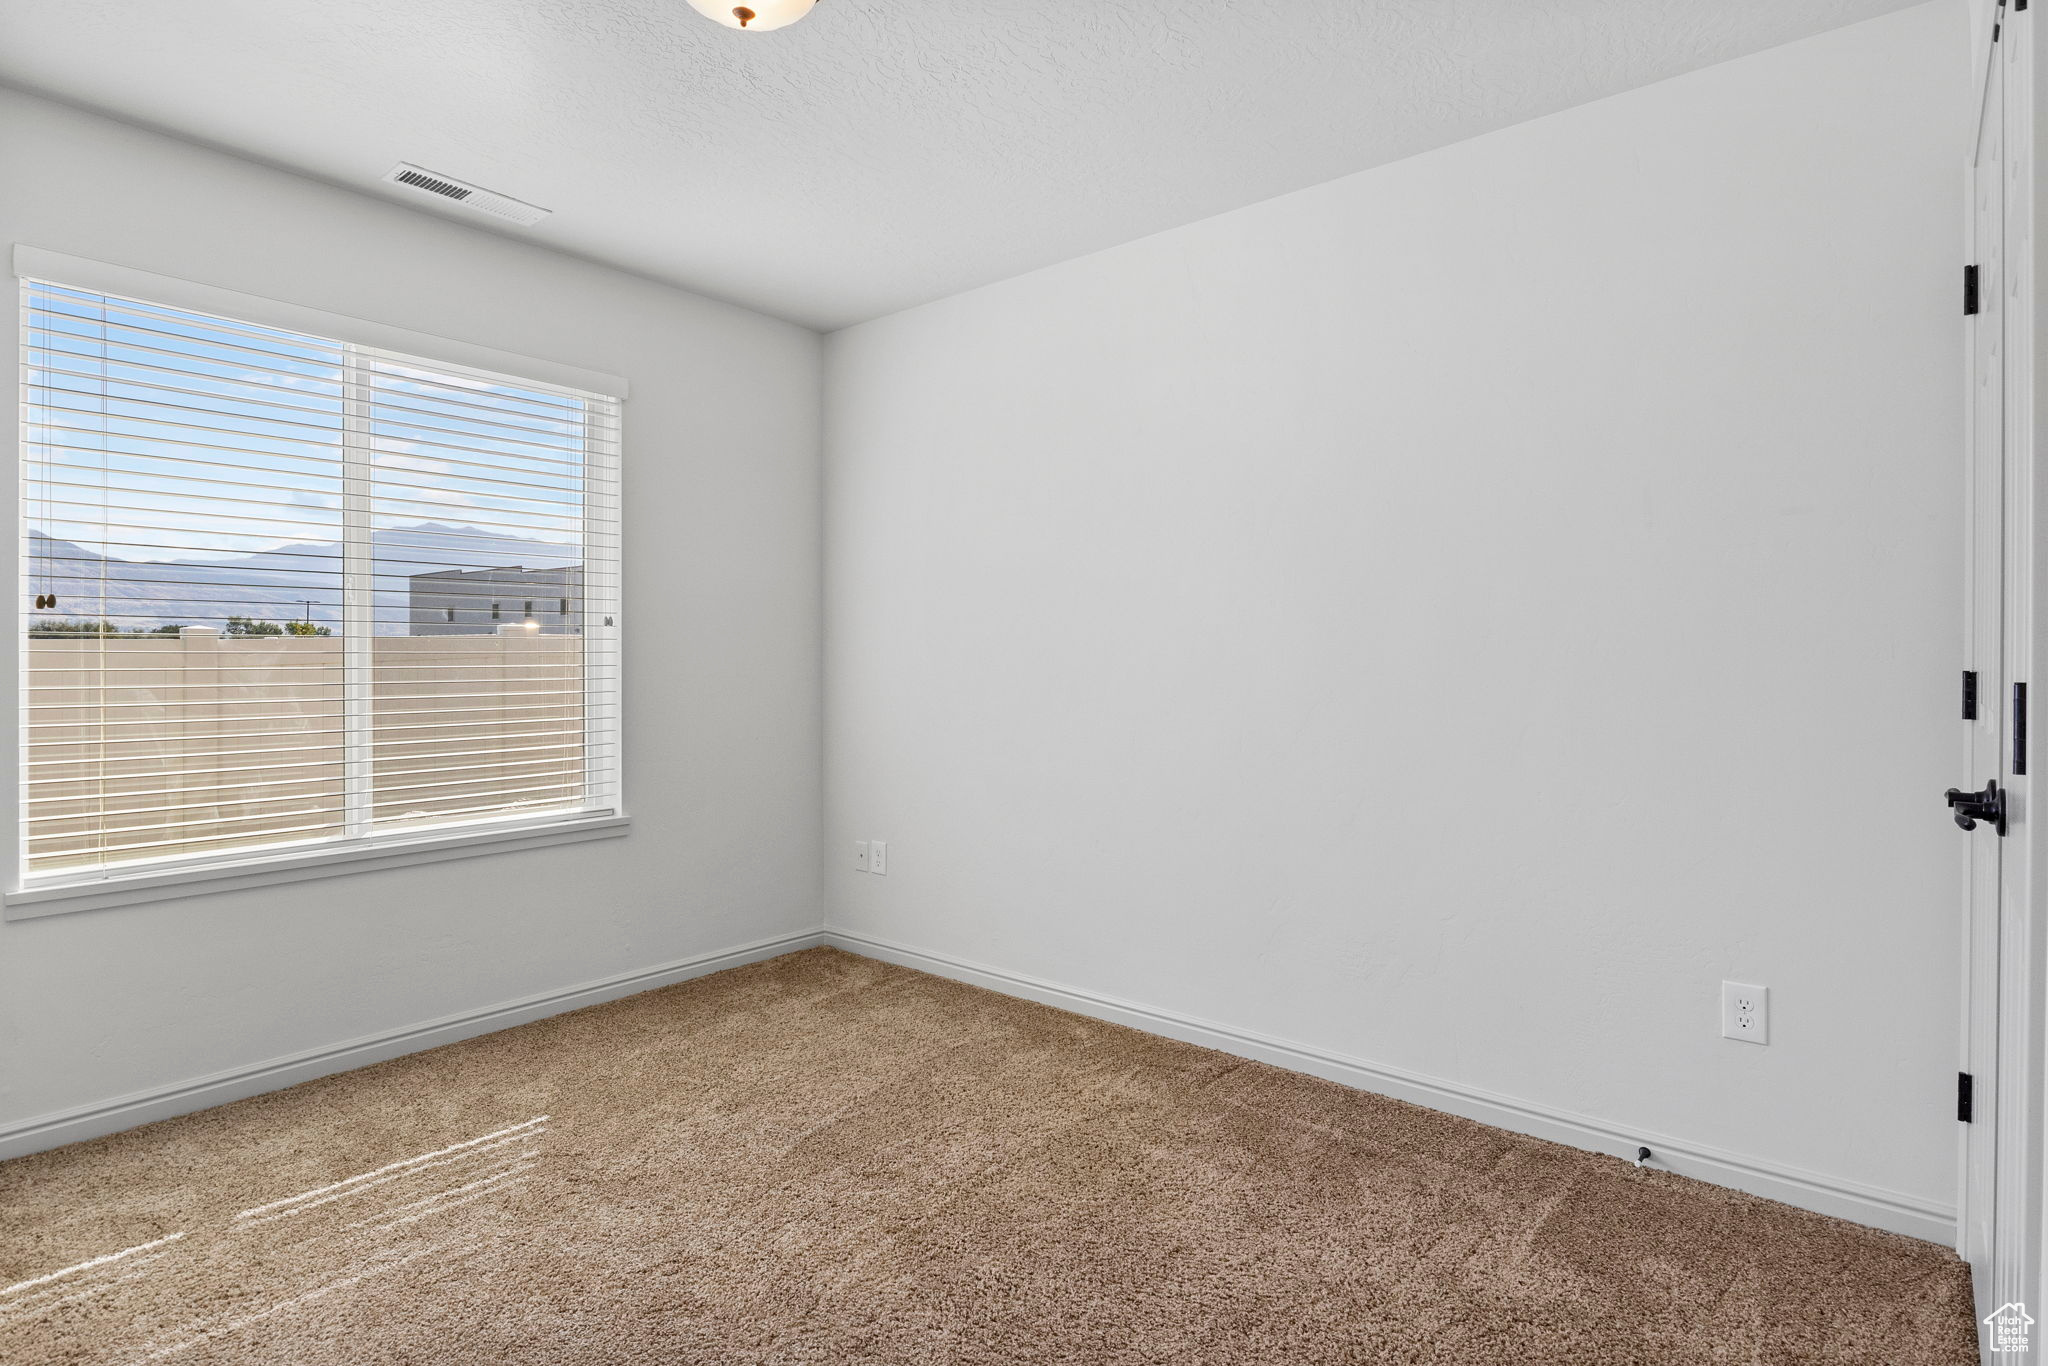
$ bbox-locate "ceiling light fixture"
[686,0,817,31]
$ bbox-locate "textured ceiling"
[1,0,1925,330]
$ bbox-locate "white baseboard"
[825,928,1956,1246]
[0,928,825,1162]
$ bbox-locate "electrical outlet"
[854,841,870,873]
[870,840,888,875]
[1721,981,1769,1045]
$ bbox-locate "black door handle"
[1946,779,2007,835]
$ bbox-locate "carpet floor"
[0,947,1977,1365]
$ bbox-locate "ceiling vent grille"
[381,164,551,227]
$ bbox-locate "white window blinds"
[20,278,622,887]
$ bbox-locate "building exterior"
[408,565,584,635]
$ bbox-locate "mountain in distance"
[28,523,578,633]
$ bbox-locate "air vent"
[381,163,551,227]
[394,168,471,201]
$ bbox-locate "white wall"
[0,88,823,1134]
[825,3,1966,1222]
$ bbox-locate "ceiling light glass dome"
[686,0,818,31]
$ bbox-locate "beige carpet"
[0,947,1977,1364]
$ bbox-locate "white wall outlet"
[1721,981,1769,1045]
[870,840,888,875]
[854,840,870,873]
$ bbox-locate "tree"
[224,615,284,637]
[28,618,125,637]
[285,620,332,637]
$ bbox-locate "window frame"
[5,247,630,919]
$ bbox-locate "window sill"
[3,814,631,921]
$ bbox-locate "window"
[18,274,623,900]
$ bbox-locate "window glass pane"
[366,358,593,834]
[24,285,347,874]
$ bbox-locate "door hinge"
[1960,1072,1975,1123]
[2017,682,2029,775]
[1964,670,1980,720]
[1966,264,1982,315]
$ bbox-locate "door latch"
[1946,779,2008,835]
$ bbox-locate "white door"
[1961,37,2004,1298]
[1963,14,2047,1349]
